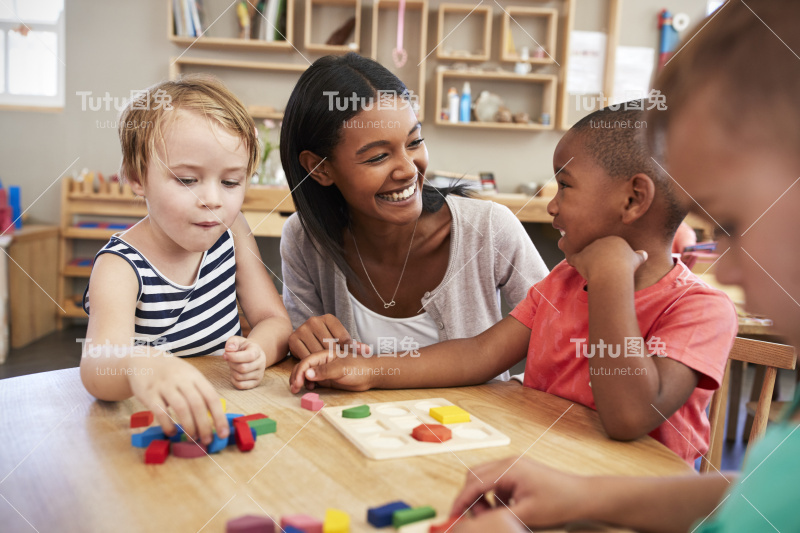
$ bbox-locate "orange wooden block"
[411,424,452,443]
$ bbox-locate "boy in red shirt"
[290,103,738,463]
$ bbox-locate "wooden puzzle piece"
[225,515,274,533]
[341,404,370,419]
[301,392,324,411]
[393,506,436,529]
[411,424,452,443]
[281,514,323,533]
[428,517,461,532]
[207,431,228,454]
[172,441,207,458]
[144,439,170,464]
[367,501,410,528]
[130,411,153,428]
[429,405,470,424]
[233,419,256,452]
[323,508,349,533]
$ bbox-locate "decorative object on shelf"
[540,112,551,126]
[447,87,459,123]
[236,1,255,39]
[392,0,408,67]
[479,172,498,195]
[474,91,504,123]
[256,119,283,185]
[495,108,512,123]
[459,81,472,122]
[326,16,357,45]
[515,47,532,74]
[512,111,530,124]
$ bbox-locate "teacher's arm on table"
[289,315,531,392]
[451,457,732,533]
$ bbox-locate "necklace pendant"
[384,301,396,309]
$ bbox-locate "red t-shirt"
[510,259,737,463]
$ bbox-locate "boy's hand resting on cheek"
[568,236,648,282]
[127,356,229,446]
[289,348,373,393]
[223,335,267,390]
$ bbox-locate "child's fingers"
[146,396,176,437]
[289,352,327,393]
[635,249,649,264]
[231,378,260,390]
[225,335,246,354]
[195,380,229,440]
[161,388,198,442]
[225,346,258,365]
[179,384,215,445]
[228,360,262,374]
[304,359,344,383]
[231,369,263,382]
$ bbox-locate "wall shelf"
[304,0,362,54]
[500,6,559,65]
[436,3,492,62]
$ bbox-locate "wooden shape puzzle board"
[321,398,510,460]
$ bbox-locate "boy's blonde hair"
[118,75,258,185]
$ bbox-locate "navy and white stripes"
[83,230,242,357]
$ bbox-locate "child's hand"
[288,348,372,394]
[223,335,267,390]
[127,356,229,446]
[450,457,589,530]
[451,509,526,533]
[568,236,648,281]
[288,314,369,359]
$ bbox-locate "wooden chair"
[701,337,796,473]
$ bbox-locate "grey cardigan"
[280,195,549,345]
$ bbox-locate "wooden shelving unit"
[57,177,147,326]
[500,7,559,65]
[304,0,361,54]
[167,0,296,52]
[436,3,492,62]
[435,69,557,132]
[371,0,428,121]
[170,57,308,121]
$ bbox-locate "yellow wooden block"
[323,508,349,533]
[430,405,471,424]
[220,398,226,412]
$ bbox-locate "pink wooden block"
[172,441,207,458]
[281,514,323,533]
[226,515,275,533]
[301,392,324,412]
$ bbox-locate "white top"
[348,293,440,356]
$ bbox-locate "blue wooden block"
[169,425,185,443]
[367,501,411,528]
[207,432,228,454]
[131,426,166,448]
[227,424,257,447]
[283,527,303,533]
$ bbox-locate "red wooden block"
[411,424,452,443]
[144,439,170,464]
[430,517,461,532]
[236,413,268,423]
[130,411,154,428]
[226,514,275,533]
[233,419,255,452]
[172,441,207,458]
[301,392,324,412]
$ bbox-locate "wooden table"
[0,358,693,532]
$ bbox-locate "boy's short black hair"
[570,101,686,239]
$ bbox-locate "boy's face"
[134,109,248,254]
[667,90,800,346]
[548,131,627,261]
[324,99,427,227]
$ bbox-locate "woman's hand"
[288,314,367,359]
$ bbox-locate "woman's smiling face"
[323,98,427,227]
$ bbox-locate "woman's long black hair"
[280,53,469,279]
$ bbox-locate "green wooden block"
[249,417,277,435]
[392,506,436,528]
[342,404,371,419]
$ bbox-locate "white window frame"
[0,7,65,111]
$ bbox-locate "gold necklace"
[351,218,419,309]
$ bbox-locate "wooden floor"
[1,326,795,472]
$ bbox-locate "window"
[0,0,65,110]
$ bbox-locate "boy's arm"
[572,236,700,440]
[289,315,531,393]
[81,253,229,444]
[231,213,292,371]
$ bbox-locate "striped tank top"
[83,230,242,357]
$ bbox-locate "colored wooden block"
[323,509,349,533]
[411,424,452,443]
[233,419,255,452]
[393,507,436,528]
[131,426,166,448]
[301,392,324,411]
[367,501,411,528]
[283,527,304,533]
[144,440,170,464]
[225,514,275,533]
[429,406,470,424]
[172,441,207,458]
[249,417,276,436]
[341,405,370,419]
[207,431,228,454]
[130,411,153,428]
[281,514,323,533]
[220,398,227,412]
[169,425,185,442]
[429,517,461,533]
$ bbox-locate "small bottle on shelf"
[459,82,472,123]
[448,87,459,123]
